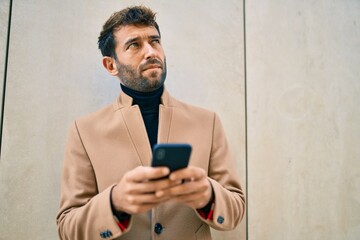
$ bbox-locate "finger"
[129,178,177,194]
[126,166,170,182]
[176,197,209,209]
[125,192,170,205]
[169,189,211,209]
[169,166,206,181]
[156,180,204,197]
[172,191,204,202]
[154,180,183,197]
[126,202,160,215]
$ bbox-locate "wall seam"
[0,0,13,157]
[243,0,249,239]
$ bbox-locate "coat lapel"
[115,92,152,166]
[114,88,174,166]
[158,105,172,143]
[158,89,173,143]
[121,106,152,166]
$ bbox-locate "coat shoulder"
[170,96,216,119]
[74,102,117,130]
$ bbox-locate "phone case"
[152,143,192,172]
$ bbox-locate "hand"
[155,166,213,209]
[111,166,176,214]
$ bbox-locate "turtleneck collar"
[120,84,164,109]
[120,84,163,149]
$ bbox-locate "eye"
[127,42,139,49]
[151,39,161,45]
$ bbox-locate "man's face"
[113,24,166,92]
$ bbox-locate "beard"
[115,58,167,92]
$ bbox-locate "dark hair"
[98,5,160,58]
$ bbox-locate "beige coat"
[57,89,245,240]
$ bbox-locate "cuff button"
[217,216,225,224]
[154,223,163,234]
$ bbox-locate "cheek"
[123,58,142,70]
[159,48,166,58]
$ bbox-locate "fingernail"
[163,168,170,175]
[156,191,163,197]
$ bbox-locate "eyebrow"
[148,35,160,40]
[124,35,161,47]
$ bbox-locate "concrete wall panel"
[247,1,360,239]
[0,0,10,125]
[0,1,245,239]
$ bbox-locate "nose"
[144,42,157,59]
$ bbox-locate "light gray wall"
[1,0,360,240]
[0,0,245,239]
[0,0,10,122]
[247,1,360,239]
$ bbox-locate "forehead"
[114,25,160,45]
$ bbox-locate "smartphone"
[151,143,192,173]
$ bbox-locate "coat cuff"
[110,185,131,231]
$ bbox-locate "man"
[57,5,245,240]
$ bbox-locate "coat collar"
[112,87,174,166]
[113,87,173,110]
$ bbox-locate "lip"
[142,64,162,71]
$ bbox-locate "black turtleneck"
[120,84,164,149]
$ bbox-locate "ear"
[102,56,118,76]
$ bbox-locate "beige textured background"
[1,0,360,240]
[0,0,245,239]
[247,0,360,239]
[0,0,10,120]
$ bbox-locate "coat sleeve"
[56,121,130,240]
[196,113,246,230]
